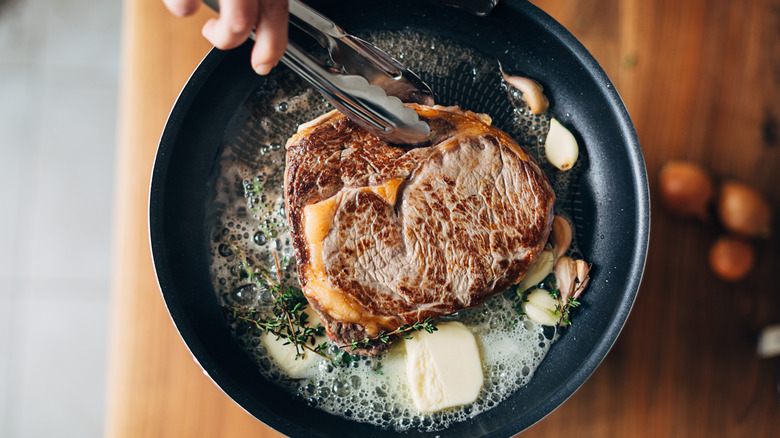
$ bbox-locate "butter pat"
[405,321,483,412]
[262,307,325,378]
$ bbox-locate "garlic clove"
[522,289,560,326]
[551,215,573,260]
[516,248,555,291]
[503,74,549,114]
[573,260,592,300]
[554,256,577,303]
[545,118,579,171]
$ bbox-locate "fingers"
[202,0,260,51]
[178,0,287,75]
[163,0,201,17]
[251,0,288,75]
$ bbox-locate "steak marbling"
[285,104,555,355]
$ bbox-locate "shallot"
[717,181,772,238]
[658,160,714,220]
[708,235,755,282]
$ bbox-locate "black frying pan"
[150,0,649,436]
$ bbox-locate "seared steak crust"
[285,104,555,355]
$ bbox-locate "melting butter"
[405,321,483,412]
[261,308,326,378]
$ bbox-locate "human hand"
[163,0,288,75]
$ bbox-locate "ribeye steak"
[284,104,555,355]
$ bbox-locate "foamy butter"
[278,296,553,432]
[207,29,585,433]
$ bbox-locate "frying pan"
[150,0,649,436]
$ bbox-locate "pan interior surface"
[150,1,648,437]
[207,28,576,434]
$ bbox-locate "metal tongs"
[203,0,434,144]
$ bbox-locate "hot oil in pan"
[207,29,587,432]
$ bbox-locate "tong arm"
[200,0,431,144]
[288,0,434,105]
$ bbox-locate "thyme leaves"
[222,239,438,364]
[347,318,438,352]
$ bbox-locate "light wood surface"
[105,0,780,436]
[105,1,283,436]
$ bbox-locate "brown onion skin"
[658,160,714,220]
[708,236,755,282]
[717,181,772,238]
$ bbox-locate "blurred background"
[0,0,120,436]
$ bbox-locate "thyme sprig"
[348,318,438,351]
[553,303,572,326]
[226,305,330,360]
[221,237,324,360]
[221,238,438,364]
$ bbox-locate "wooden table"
[105,0,780,436]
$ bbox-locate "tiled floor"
[0,0,121,436]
